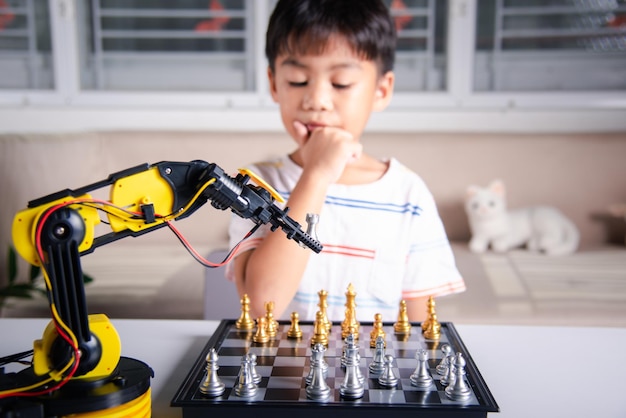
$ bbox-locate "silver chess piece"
[440,354,456,386]
[247,352,262,384]
[445,353,472,401]
[410,349,434,387]
[377,354,399,388]
[340,343,364,399]
[306,342,329,385]
[199,348,226,397]
[305,213,320,242]
[369,336,386,375]
[436,343,452,375]
[306,343,332,400]
[235,355,258,397]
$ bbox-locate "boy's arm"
[234,124,362,319]
[405,297,429,322]
[233,170,327,319]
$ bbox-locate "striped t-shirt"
[226,155,465,322]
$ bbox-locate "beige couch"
[1,131,625,312]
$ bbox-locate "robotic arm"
[2,160,322,416]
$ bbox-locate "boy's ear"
[267,66,279,103]
[372,71,394,112]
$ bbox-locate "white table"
[1,318,625,418]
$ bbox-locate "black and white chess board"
[172,320,499,418]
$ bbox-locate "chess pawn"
[370,313,386,348]
[377,354,399,388]
[421,296,437,332]
[423,313,441,340]
[235,294,255,330]
[265,301,278,338]
[287,311,303,339]
[310,311,329,347]
[410,349,434,388]
[445,353,472,401]
[199,348,225,397]
[317,289,333,333]
[393,300,412,335]
[253,317,270,344]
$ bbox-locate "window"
[0,0,624,133]
[75,0,449,93]
[475,0,626,92]
[0,0,54,90]
[390,0,448,92]
[78,0,254,91]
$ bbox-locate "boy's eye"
[288,81,307,87]
[332,83,351,89]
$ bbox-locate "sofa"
[1,131,625,320]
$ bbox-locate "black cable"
[0,349,33,367]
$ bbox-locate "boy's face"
[268,35,394,145]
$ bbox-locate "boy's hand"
[293,120,362,184]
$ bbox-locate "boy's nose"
[302,84,333,111]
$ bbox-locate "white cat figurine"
[464,180,579,255]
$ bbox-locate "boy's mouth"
[305,123,326,135]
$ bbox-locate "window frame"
[0,0,624,133]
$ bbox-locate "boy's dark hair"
[266,0,396,75]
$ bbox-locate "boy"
[227,0,465,322]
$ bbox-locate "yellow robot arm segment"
[33,314,122,380]
[12,194,101,266]
[238,168,285,204]
[108,166,176,233]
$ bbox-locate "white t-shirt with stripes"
[226,155,465,322]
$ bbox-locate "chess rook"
[410,349,434,388]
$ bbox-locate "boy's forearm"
[241,171,329,319]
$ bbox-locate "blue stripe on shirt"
[275,190,422,216]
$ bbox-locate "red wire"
[3,197,249,398]
[166,221,249,267]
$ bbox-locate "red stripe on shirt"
[321,244,376,259]
[401,280,467,299]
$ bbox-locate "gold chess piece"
[422,296,441,340]
[318,289,332,333]
[235,294,255,330]
[423,313,441,340]
[370,313,386,348]
[253,317,270,344]
[287,311,303,339]
[310,311,329,347]
[393,299,412,335]
[265,301,278,338]
[341,283,360,339]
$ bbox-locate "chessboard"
[171,320,499,418]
